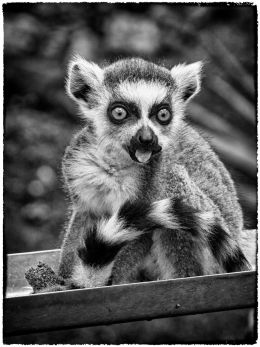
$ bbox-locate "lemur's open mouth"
[126,127,162,164]
[127,143,162,164]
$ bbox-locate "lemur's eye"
[156,108,172,125]
[111,107,128,121]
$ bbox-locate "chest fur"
[67,148,141,215]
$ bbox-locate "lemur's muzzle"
[128,127,162,163]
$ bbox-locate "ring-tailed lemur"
[59,56,250,289]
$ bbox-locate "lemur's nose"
[137,127,155,145]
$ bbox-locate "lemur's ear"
[171,62,203,102]
[66,55,104,106]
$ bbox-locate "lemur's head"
[67,57,202,164]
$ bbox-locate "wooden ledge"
[4,269,256,336]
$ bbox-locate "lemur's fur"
[59,57,250,289]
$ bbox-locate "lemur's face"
[104,78,172,163]
[67,58,202,164]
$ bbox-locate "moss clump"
[25,262,64,293]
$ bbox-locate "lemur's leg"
[58,209,97,280]
[151,165,250,278]
[111,234,153,285]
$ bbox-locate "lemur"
[59,56,250,289]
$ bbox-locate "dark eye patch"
[107,100,141,124]
[149,102,172,121]
[149,103,170,115]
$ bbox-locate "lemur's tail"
[79,198,250,272]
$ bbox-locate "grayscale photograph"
[3,2,257,344]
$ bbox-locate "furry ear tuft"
[66,55,104,106]
[171,61,203,102]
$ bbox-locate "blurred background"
[4,3,256,344]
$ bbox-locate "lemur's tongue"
[135,149,152,163]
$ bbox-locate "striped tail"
[78,198,250,273]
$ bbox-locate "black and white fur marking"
[72,197,249,288]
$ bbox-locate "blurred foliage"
[3,3,256,344]
[4,3,256,252]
